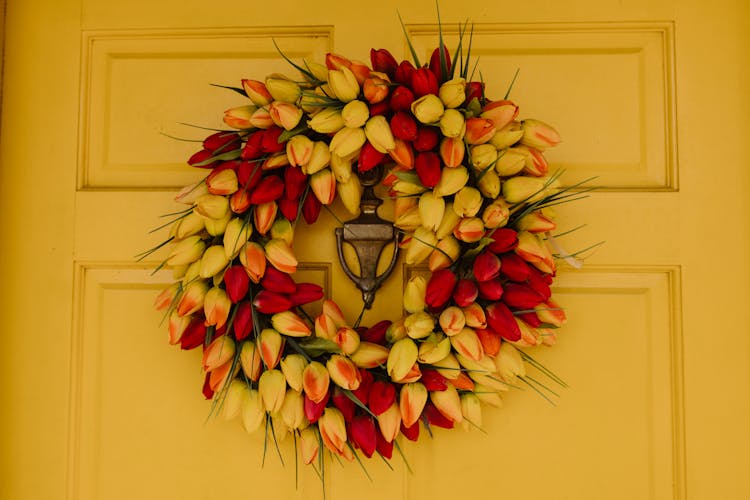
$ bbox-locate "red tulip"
[241,132,264,160]
[278,197,300,221]
[361,320,391,344]
[394,60,416,85]
[248,175,284,204]
[465,81,484,103]
[288,282,324,306]
[425,269,458,309]
[400,421,420,441]
[415,151,441,188]
[232,301,253,341]
[487,228,519,254]
[332,387,356,421]
[411,67,439,97]
[389,139,415,169]
[202,373,214,399]
[223,265,250,303]
[473,251,502,282]
[252,290,293,314]
[369,101,391,116]
[302,192,322,224]
[500,253,532,282]
[260,126,285,153]
[452,279,478,308]
[486,302,522,342]
[368,380,396,415]
[527,267,552,300]
[180,317,207,350]
[203,131,241,153]
[370,48,398,78]
[503,283,546,309]
[237,161,263,190]
[428,45,451,82]
[283,166,308,200]
[303,391,330,423]
[414,126,440,151]
[352,368,374,404]
[477,279,504,301]
[390,111,418,141]
[260,266,297,294]
[420,368,449,391]
[389,85,415,111]
[350,415,378,458]
[423,401,454,429]
[375,428,394,459]
[518,311,543,328]
[475,327,502,356]
[358,141,386,172]
[188,149,218,169]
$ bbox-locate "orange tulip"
[439,306,466,336]
[208,360,238,393]
[298,427,320,465]
[464,117,495,145]
[322,299,347,329]
[327,354,362,391]
[264,239,298,274]
[439,137,465,168]
[333,327,361,355]
[399,382,428,428]
[521,119,561,151]
[350,342,390,369]
[168,311,191,345]
[318,407,349,455]
[453,217,485,243]
[428,236,460,271]
[176,280,208,317]
[302,361,330,403]
[239,241,267,283]
[202,335,236,372]
[310,168,336,205]
[271,311,311,337]
[240,340,262,382]
[203,286,231,330]
[450,327,485,362]
[258,328,284,370]
[253,201,277,236]
[430,385,463,423]
[462,303,487,329]
[376,402,402,443]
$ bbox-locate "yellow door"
[2,1,749,499]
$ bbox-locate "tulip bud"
[197,245,227,279]
[482,199,510,229]
[473,251,502,282]
[263,238,297,275]
[387,338,418,381]
[328,127,365,160]
[203,209,232,237]
[363,73,390,104]
[417,333,451,364]
[453,187,483,218]
[494,148,528,177]
[515,231,555,274]
[175,181,209,205]
[491,121,524,150]
[404,311,434,339]
[486,302,522,342]
[460,393,482,431]
[280,354,307,392]
[425,268,457,309]
[318,407,349,456]
[434,166,469,197]
[341,100,370,128]
[451,327,484,361]
[437,302,467,334]
[308,107,345,134]
[268,101,302,131]
[256,328,283,370]
[221,379,249,420]
[385,319,407,343]
[414,151,441,188]
[516,144,549,176]
[404,227,438,265]
[238,242,266,283]
[309,168,336,206]
[206,168,238,196]
[521,119,561,150]
[265,76,301,103]
[495,341,526,383]
[418,191,445,232]
[241,79,272,106]
[403,275,427,313]
[536,299,566,327]
[302,361,330,404]
[327,354,362,390]
[438,77,466,108]
[271,311,311,337]
[285,135,314,167]
[430,385,463,423]
[223,105,256,129]
[439,137,465,168]
[453,217,485,243]
[350,342,390,369]
[363,115,396,153]
[428,236,460,271]
[241,389,265,434]
[203,287,231,330]
[333,327,360,355]
[377,402,402,443]
[488,228,519,254]
[411,94,444,124]
[173,211,204,240]
[439,109,466,138]
[328,66,360,102]
[463,303,487,329]
[167,235,206,267]
[387,139,413,170]
[258,369,287,413]
[389,111,418,141]
[502,176,545,204]
[179,316,207,350]
[239,340,262,381]
[202,335,235,372]
[222,218,251,259]
[517,211,556,233]
[338,175,363,215]
[168,310,191,345]
[471,144,498,170]
[400,382,428,428]
[435,202,461,240]
[464,118,496,145]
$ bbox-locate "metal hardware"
[335,166,399,309]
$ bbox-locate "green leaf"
[278,123,310,142]
[504,68,520,100]
[297,337,341,357]
[342,389,377,418]
[272,38,318,82]
[397,11,421,67]
[210,83,248,97]
[191,149,241,167]
[392,170,421,184]
[436,0,449,83]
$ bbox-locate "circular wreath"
[150,31,578,470]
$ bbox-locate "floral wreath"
[146,19,587,476]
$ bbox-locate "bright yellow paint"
[1,0,749,499]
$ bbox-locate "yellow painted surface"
[1,0,749,499]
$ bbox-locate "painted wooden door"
[1,0,749,499]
